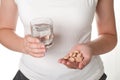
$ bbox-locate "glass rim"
[30,17,53,26]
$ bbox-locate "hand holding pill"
[59,44,93,69]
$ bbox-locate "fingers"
[58,58,79,69]
[23,35,46,58]
[25,35,40,43]
[59,50,84,69]
[25,45,46,54]
[78,58,89,69]
[59,43,93,70]
[59,58,87,69]
[58,51,88,69]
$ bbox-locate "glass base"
[45,42,54,48]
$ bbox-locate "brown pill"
[77,53,82,58]
[68,57,75,62]
[72,53,77,57]
[69,52,73,57]
[64,50,84,63]
[75,57,83,62]
[64,55,70,59]
[74,50,80,54]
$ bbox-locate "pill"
[77,53,82,58]
[63,50,84,63]
[69,52,73,57]
[75,57,83,62]
[74,50,80,54]
[68,57,75,62]
[72,53,77,57]
[64,55,70,59]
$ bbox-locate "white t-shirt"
[15,0,104,80]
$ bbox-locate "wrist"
[19,38,26,53]
[78,42,95,56]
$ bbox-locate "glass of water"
[30,17,54,48]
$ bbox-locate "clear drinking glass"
[30,17,54,48]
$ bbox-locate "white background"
[0,0,120,80]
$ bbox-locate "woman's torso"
[15,0,104,80]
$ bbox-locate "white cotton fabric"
[15,0,104,80]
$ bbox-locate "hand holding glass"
[30,18,54,48]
